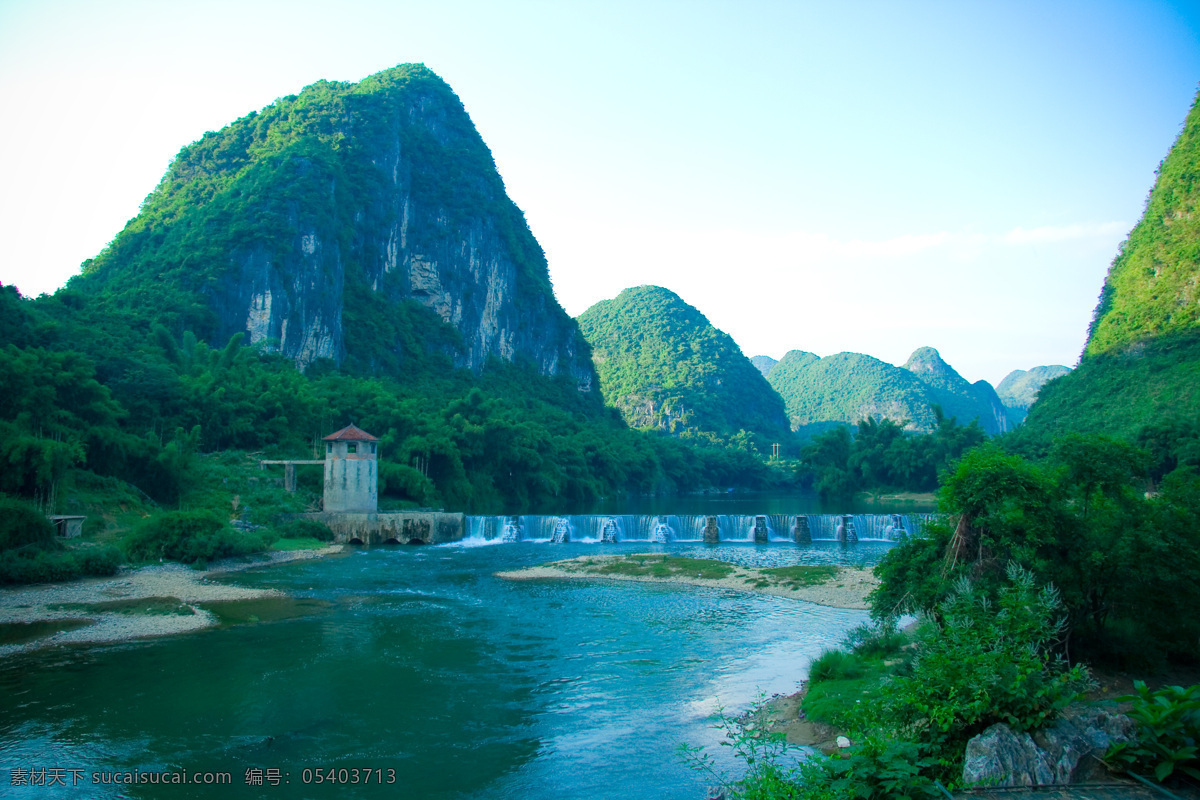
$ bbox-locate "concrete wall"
[323,440,378,512]
[298,511,465,545]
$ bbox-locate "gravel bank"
[495,555,878,609]
[0,546,343,656]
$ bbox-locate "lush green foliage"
[872,438,1200,667]
[768,347,1006,437]
[1087,89,1200,355]
[800,412,985,499]
[1015,329,1200,465]
[577,286,792,449]
[887,566,1091,753]
[123,511,269,567]
[0,495,121,585]
[1106,681,1200,783]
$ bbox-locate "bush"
[809,649,869,684]
[1106,681,1200,784]
[887,564,1092,758]
[272,518,335,542]
[123,510,267,566]
[0,544,121,584]
[0,495,57,552]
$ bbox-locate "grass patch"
[803,673,889,728]
[0,619,93,646]
[594,555,735,580]
[759,565,840,588]
[48,597,195,616]
[271,537,327,551]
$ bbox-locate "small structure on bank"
[321,424,378,513]
[47,515,86,538]
[264,424,465,546]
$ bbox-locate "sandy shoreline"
[0,546,343,657]
[495,555,878,609]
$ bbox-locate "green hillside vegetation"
[901,346,1008,434]
[1019,90,1200,456]
[766,346,1007,436]
[1087,92,1200,356]
[576,286,792,449]
[996,364,1071,427]
[767,350,935,435]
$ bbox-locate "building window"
[326,442,332,454]
[347,443,357,454]
[370,443,377,454]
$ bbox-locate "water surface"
[0,541,891,799]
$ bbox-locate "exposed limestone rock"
[962,707,1136,788]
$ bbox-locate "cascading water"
[461,513,938,544]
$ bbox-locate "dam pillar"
[792,515,811,544]
[837,514,858,544]
[753,515,769,543]
[703,516,720,544]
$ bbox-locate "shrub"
[0,545,120,585]
[1106,681,1200,783]
[123,510,267,566]
[0,495,56,552]
[887,564,1091,758]
[809,649,868,684]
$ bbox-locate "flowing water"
[0,540,895,799]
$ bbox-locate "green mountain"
[996,365,1071,426]
[1020,91,1200,447]
[767,347,1009,436]
[576,286,791,445]
[67,63,594,388]
[750,355,778,377]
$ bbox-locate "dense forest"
[577,285,792,449]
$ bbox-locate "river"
[0,539,897,799]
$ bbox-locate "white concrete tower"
[322,424,379,513]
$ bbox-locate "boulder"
[962,705,1136,787]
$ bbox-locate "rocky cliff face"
[75,65,595,391]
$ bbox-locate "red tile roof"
[322,424,379,442]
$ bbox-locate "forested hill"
[64,63,595,389]
[576,286,791,448]
[996,365,1071,426]
[1019,90,1200,452]
[766,347,1009,436]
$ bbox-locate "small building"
[322,424,379,513]
[48,515,86,538]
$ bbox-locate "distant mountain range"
[996,366,1071,426]
[756,347,1010,436]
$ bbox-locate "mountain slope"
[67,64,595,389]
[996,365,1071,426]
[576,286,790,444]
[767,347,1007,435]
[750,355,778,377]
[1021,91,1200,445]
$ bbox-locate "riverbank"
[0,545,343,656]
[495,554,879,609]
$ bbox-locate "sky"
[1,0,1198,386]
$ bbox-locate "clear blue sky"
[1,0,1198,385]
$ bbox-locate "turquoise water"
[0,541,892,799]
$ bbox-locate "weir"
[463,513,935,544]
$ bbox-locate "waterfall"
[459,512,935,544]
